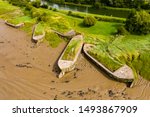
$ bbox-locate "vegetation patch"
[0,0,18,15]
[34,22,45,36]
[107,35,150,79]
[126,10,150,35]
[88,43,123,72]
[83,16,96,27]
[45,30,63,48]
[62,39,82,61]
[7,16,32,25]
[65,10,126,23]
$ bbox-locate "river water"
[41,0,129,18]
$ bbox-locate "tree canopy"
[126,10,150,35]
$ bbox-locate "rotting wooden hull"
[58,35,83,78]
[32,24,45,43]
[83,44,134,83]
[5,20,24,28]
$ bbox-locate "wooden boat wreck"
[83,44,134,83]
[58,35,83,78]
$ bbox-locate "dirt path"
[0,19,150,100]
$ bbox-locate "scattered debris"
[54,95,58,100]
[108,90,114,97]
[16,64,32,68]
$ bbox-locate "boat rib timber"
[58,35,83,78]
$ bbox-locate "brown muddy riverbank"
[0,19,150,100]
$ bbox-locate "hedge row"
[67,11,126,23]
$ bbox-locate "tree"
[125,10,150,35]
[83,16,96,26]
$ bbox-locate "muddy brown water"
[0,19,150,100]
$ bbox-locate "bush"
[31,9,42,18]
[83,16,96,27]
[40,13,49,22]
[31,8,48,22]
[49,7,52,10]
[41,4,48,9]
[117,26,129,35]
[31,0,41,8]
[68,11,72,16]
[25,3,33,11]
[94,2,102,9]
[62,10,125,23]
[126,10,150,35]
[95,16,125,23]
[8,0,27,7]
[53,8,58,11]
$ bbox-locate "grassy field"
[0,0,18,15]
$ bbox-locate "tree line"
[47,0,150,9]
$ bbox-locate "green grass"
[0,0,18,15]
[88,34,150,79]
[34,22,45,36]
[88,40,123,71]
[0,0,23,20]
[62,39,82,61]
[107,35,150,79]
[54,11,121,37]
[45,30,63,48]
[7,16,33,25]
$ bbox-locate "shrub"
[41,4,48,9]
[83,16,96,27]
[31,8,48,22]
[117,26,129,35]
[53,8,58,11]
[94,2,102,9]
[25,3,33,11]
[126,10,150,35]
[40,13,49,22]
[49,7,52,10]
[95,16,125,23]
[31,0,41,8]
[68,11,72,16]
[8,0,27,7]
[31,9,42,18]
[62,11,125,23]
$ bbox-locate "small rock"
[64,80,70,83]
[51,80,55,83]
[54,95,57,100]
[108,90,114,97]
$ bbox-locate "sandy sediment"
[0,19,150,100]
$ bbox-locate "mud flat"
[58,35,83,78]
[0,19,150,100]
